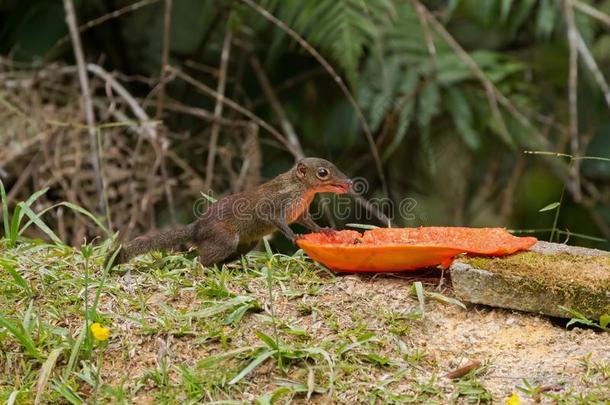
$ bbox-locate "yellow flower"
[90,322,110,341]
[506,393,519,405]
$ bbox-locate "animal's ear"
[296,162,307,178]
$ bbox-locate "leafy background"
[1,0,609,249]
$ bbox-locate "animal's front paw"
[319,227,336,236]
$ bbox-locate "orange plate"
[296,227,537,272]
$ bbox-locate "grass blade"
[63,325,87,380]
[301,347,334,395]
[346,223,380,230]
[539,202,560,212]
[12,188,50,241]
[57,202,111,237]
[9,203,22,245]
[19,202,111,239]
[51,381,84,405]
[0,179,9,237]
[89,247,121,319]
[22,299,34,331]
[337,332,376,357]
[255,330,279,350]
[425,291,467,310]
[0,314,42,359]
[6,390,19,405]
[198,346,256,368]
[413,281,426,316]
[34,347,64,405]
[229,349,275,385]
[186,296,255,318]
[0,258,30,294]
[18,203,62,245]
[263,238,274,260]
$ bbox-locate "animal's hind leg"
[198,231,239,267]
[222,241,257,264]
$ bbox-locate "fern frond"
[261,0,395,85]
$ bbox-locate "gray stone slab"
[450,242,610,319]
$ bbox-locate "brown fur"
[106,158,351,268]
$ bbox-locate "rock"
[450,242,610,319]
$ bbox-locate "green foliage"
[561,306,610,332]
[261,0,395,85]
[357,2,537,164]
[0,311,42,360]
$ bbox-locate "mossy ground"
[0,240,609,404]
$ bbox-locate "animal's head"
[294,157,352,194]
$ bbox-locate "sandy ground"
[342,274,610,401]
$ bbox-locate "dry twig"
[156,0,173,119]
[563,0,582,201]
[86,64,158,139]
[445,360,482,379]
[164,101,248,127]
[63,0,107,220]
[250,56,304,159]
[575,31,610,109]
[204,26,233,192]
[167,66,299,157]
[156,0,176,225]
[573,0,610,27]
[48,0,161,59]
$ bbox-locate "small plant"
[0,310,42,360]
[0,180,110,247]
[525,151,610,244]
[560,306,610,332]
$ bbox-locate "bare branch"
[249,56,304,158]
[164,101,249,127]
[563,0,582,201]
[575,31,610,109]
[411,0,437,70]
[167,66,300,157]
[573,0,610,27]
[204,26,233,192]
[49,0,161,59]
[87,64,171,231]
[414,0,513,144]
[156,0,172,119]
[63,0,107,220]
[153,12,179,232]
[86,63,159,139]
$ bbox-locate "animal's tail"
[104,223,196,268]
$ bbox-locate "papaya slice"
[297,227,537,272]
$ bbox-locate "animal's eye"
[316,168,329,179]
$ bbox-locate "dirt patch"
[326,274,610,401]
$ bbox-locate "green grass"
[0,236,452,403]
